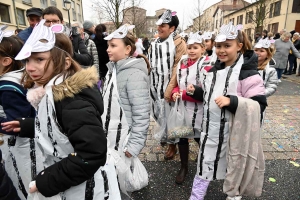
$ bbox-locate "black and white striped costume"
[196,55,244,180]
[0,70,43,200]
[35,76,120,200]
[149,33,175,135]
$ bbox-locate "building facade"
[0,0,84,31]
[223,0,300,42]
[122,6,147,37]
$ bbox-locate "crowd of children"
[0,8,280,200]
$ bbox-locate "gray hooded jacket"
[106,57,150,157]
[258,58,278,97]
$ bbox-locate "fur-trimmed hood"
[53,66,99,102]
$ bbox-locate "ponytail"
[137,54,151,75]
[236,30,252,53]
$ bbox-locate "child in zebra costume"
[102,24,150,197]
[0,26,42,200]
[149,9,187,160]
[254,38,278,98]
[171,32,207,184]
[187,22,267,200]
[203,31,217,65]
[2,20,109,199]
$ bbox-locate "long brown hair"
[122,33,151,74]
[22,33,81,88]
[236,30,252,53]
[0,35,24,75]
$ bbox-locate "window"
[22,0,32,4]
[17,8,26,26]
[50,0,57,6]
[256,7,265,20]
[230,18,235,25]
[0,4,10,23]
[292,0,300,13]
[237,14,243,24]
[245,28,252,42]
[270,22,279,34]
[216,20,218,29]
[270,1,281,18]
[72,1,77,21]
[246,11,253,23]
[40,0,48,8]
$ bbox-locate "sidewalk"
[282,73,300,84]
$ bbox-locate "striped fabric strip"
[159,45,164,99]
[29,138,37,180]
[85,177,95,200]
[102,170,110,200]
[166,42,171,80]
[104,83,114,136]
[115,109,123,151]
[9,150,28,198]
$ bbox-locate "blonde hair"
[256,47,275,70]
[236,30,252,53]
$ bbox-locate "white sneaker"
[278,79,281,83]
[226,196,242,200]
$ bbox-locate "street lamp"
[64,0,71,28]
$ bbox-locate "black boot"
[175,144,189,184]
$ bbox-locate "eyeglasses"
[45,20,60,25]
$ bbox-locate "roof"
[123,6,146,11]
[155,8,167,12]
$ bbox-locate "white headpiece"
[156,10,177,25]
[187,31,204,45]
[0,25,14,43]
[254,38,274,48]
[15,19,64,60]
[202,31,215,40]
[104,24,135,41]
[215,22,243,42]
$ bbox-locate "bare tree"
[242,0,275,33]
[91,0,129,28]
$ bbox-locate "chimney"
[233,0,237,8]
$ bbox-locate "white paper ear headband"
[215,22,243,42]
[187,31,204,45]
[254,38,274,48]
[15,19,64,60]
[202,31,215,40]
[104,24,135,41]
[0,25,14,43]
[156,10,177,25]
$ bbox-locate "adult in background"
[42,6,93,66]
[72,22,99,75]
[135,38,145,54]
[287,32,300,75]
[83,20,96,39]
[17,7,42,42]
[142,37,150,55]
[273,32,300,81]
[262,29,268,39]
[273,33,280,40]
[94,24,109,79]
[15,29,23,35]
[255,32,262,43]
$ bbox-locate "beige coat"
[223,97,265,197]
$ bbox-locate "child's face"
[25,51,53,86]
[107,38,131,62]
[205,39,213,50]
[157,24,175,40]
[215,40,243,66]
[254,48,268,63]
[187,44,205,61]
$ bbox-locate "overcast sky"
[82,0,251,29]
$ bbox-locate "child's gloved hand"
[186,84,195,95]
[172,92,181,101]
[215,96,230,108]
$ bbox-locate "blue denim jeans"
[288,54,296,74]
[276,68,284,79]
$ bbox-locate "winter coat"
[18,67,107,197]
[106,57,150,157]
[17,27,33,42]
[164,34,187,102]
[258,59,278,97]
[273,39,300,69]
[135,39,145,54]
[83,32,99,74]
[0,149,20,200]
[190,50,267,116]
[71,34,93,66]
[94,35,110,78]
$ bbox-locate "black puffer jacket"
[71,34,93,66]
[94,35,109,78]
[18,67,107,197]
[0,149,20,200]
